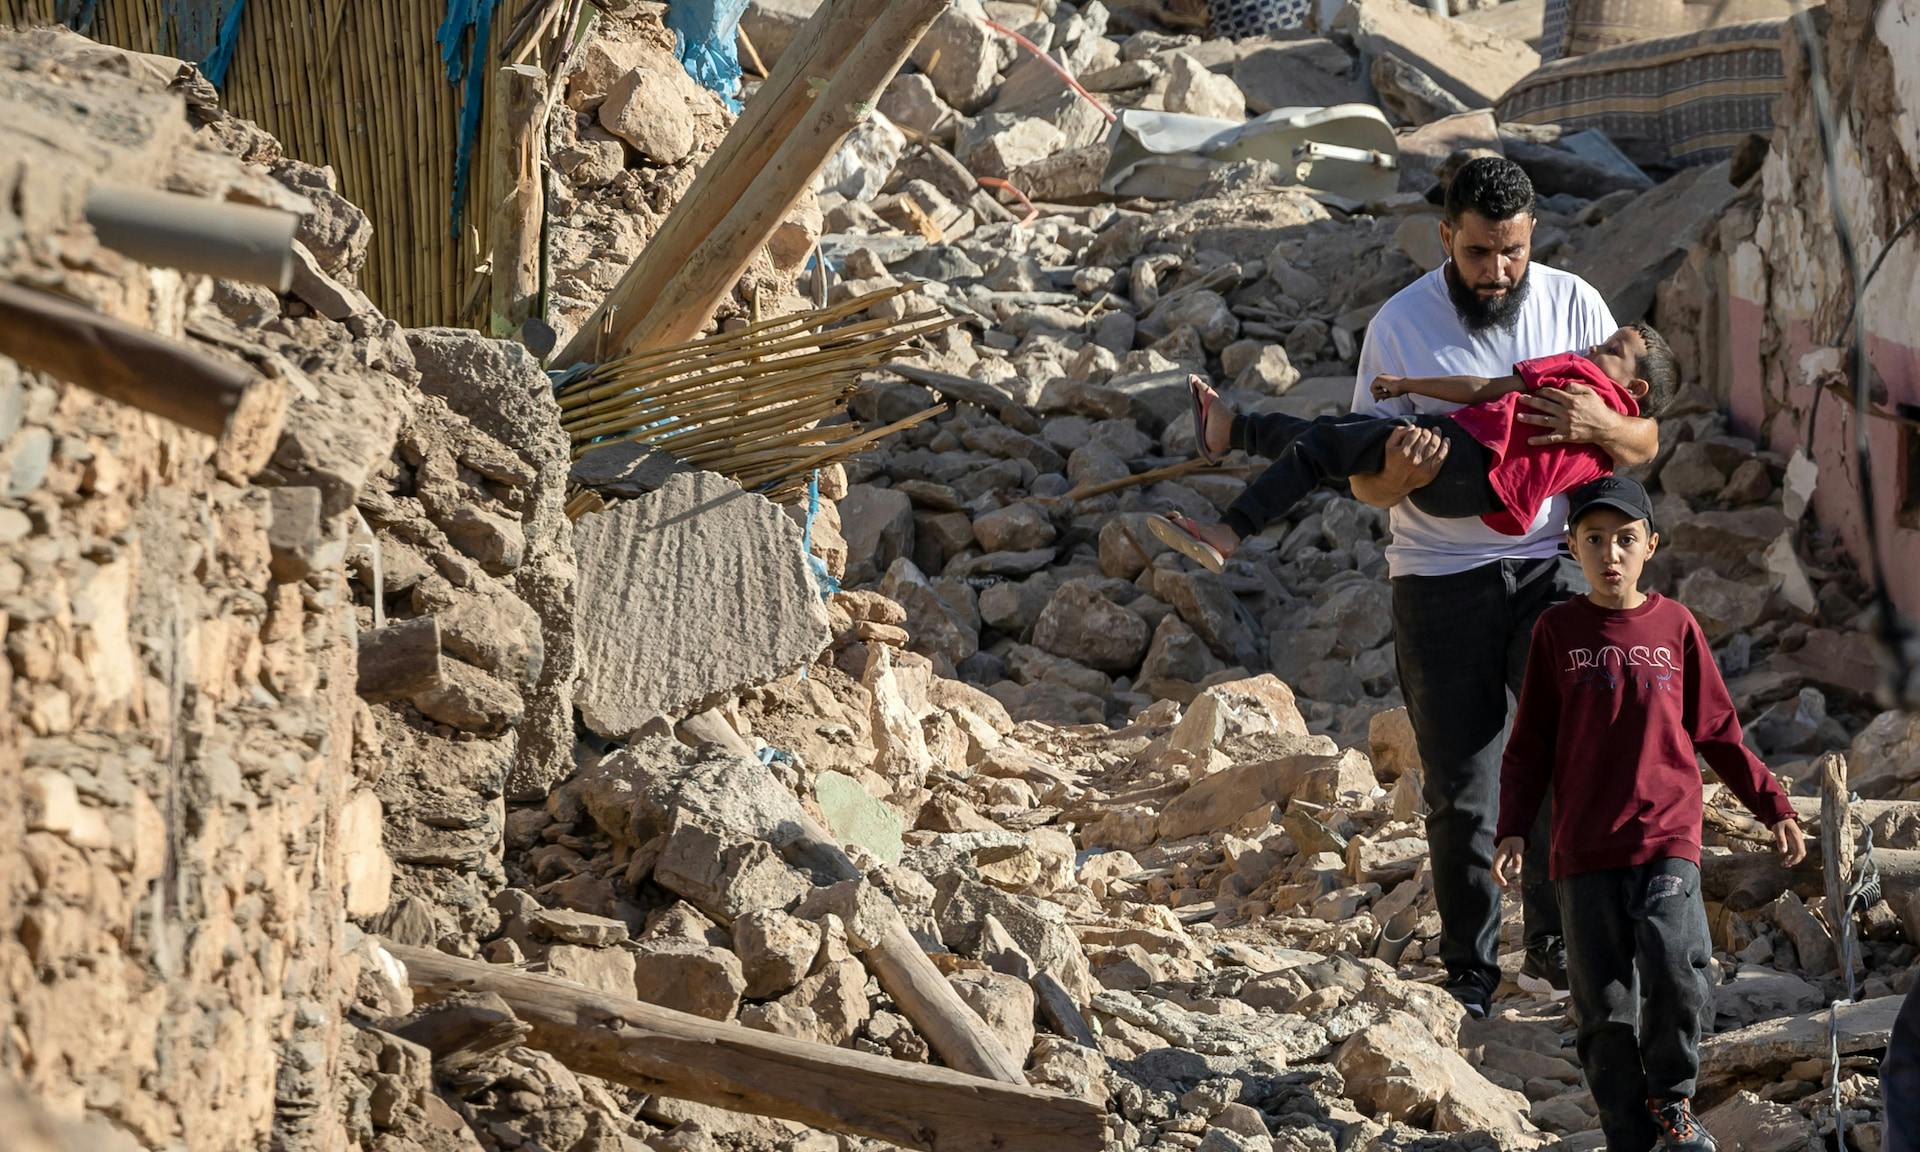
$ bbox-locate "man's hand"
[1350,424,1448,507]
[1370,374,1407,401]
[1493,837,1526,889]
[1516,382,1617,445]
[1774,819,1808,867]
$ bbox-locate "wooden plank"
[1698,995,1904,1095]
[551,0,896,366]
[386,944,1107,1152]
[619,0,947,354]
[864,912,1030,1083]
[551,0,939,366]
[1701,843,1920,912]
[884,362,1041,434]
[1820,752,1857,982]
[391,991,532,1073]
[487,63,548,339]
[727,811,1029,1085]
[0,280,283,471]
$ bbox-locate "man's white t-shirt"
[1351,261,1618,578]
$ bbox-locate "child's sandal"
[1188,375,1222,465]
[1148,513,1226,574]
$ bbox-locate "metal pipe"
[85,183,299,291]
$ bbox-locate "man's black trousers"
[1392,554,1575,990]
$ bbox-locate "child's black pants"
[1558,857,1713,1152]
[1222,411,1500,538]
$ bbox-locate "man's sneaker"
[1521,938,1570,993]
[1444,971,1496,1019]
[1648,1098,1717,1151]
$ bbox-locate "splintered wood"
[387,944,1107,1152]
[558,287,951,501]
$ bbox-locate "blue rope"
[802,469,840,602]
[153,1,246,87]
[756,746,796,767]
[201,0,247,88]
[60,0,100,31]
[438,0,501,236]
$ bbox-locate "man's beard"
[1447,262,1531,332]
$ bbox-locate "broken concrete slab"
[1342,0,1540,110]
[573,470,832,736]
[1232,39,1365,116]
[1566,160,1740,321]
[570,440,694,499]
[1393,109,1502,194]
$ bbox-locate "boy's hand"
[1773,819,1807,867]
[1371,374,1407,401]
[1492,837,1526,889]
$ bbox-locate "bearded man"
[1347,157,1660,1017]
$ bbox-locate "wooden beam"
[1702,843,1920,912]
[357,616,445,703]
[619,0,947,354]
[386,944,1107,1152]
[552,0,945,366]
[865,908,1029,1083]
[718,813,1028,1084]
[551,0,899,367]
[488,64,549,341]
[0,280,284,468]
[1820,753,1858,982]
[1698,995,1904,1097]
[884,362,1041,434]
[1786,796,1920,845]
[391,992,532,1074]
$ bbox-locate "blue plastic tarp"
[667,0,750,112]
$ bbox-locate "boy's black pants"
[1558,858,1713,1152]
[1222,411,1500,538]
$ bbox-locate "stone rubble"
[3,3,1913,1152]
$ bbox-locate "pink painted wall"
[1727,301,1920,614]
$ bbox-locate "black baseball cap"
[1567,475,1656,531]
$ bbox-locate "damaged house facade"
[0,0,1917,1149]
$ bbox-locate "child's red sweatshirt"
[1497,593,1795,880]
[1448,353,1639,536]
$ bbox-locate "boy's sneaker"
[1648,1098,1717,1151]
[1520,938,1570,994]
[1444,971,1497,1019]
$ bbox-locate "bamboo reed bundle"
[57,0,518,326]
[561,291,955,500]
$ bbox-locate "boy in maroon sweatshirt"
[1494,475,1806,1152]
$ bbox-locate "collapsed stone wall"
[0,26,581,1150]
[0,31,396,1150]
[1711,0,1920,613]
[354,332,577,955]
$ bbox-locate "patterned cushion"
[1496,18,1787,170]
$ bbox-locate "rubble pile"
[1,3,1914,1152]
[542,11,822,352]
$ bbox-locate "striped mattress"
[1496,18,1789,171]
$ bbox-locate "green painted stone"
[815,771,904,865]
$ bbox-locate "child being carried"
[1150,324,1678,572]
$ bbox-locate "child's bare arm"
[1372,373,1525,405]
